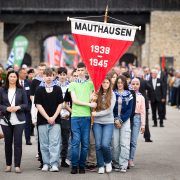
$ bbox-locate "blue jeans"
[92,123,114,168]
[112,119,131,169]
[71,117,91,167]
[39,124,61,167]
[129,114,141,161]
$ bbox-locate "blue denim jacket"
[113,93,133,124]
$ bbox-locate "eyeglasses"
[73,75,78,77]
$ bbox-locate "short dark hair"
[71,69,77,76]
[122,72,130,79]
[18,67,26,73]
[39,62,46,67]
[43,68,53,76]
[58,67,67,75]
[77,62,86,69]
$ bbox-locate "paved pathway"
[0,105,180,180]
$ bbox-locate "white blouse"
[0,89,25,126]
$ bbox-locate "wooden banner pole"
[91,5,108,125]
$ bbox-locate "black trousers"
[144,108,151,140]
[1,124,25,167]
[24,111,31,142]
[171,87,178,106]
[60,119,71,160]
[37,125,43,164]
[151,99,164,125]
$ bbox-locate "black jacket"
[24,79,32,111]
[148,78,166,102]
[130,89,136,119]
[137,77,152,109]
[0,87,28,121]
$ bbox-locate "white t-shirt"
[0,89,25,126]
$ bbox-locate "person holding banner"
[91,75,116,174]
[68,62,97,174]
[112,75,133,173]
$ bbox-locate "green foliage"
[0,72,7,86]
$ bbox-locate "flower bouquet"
[0,72,7,87]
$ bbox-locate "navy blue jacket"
[24,79,31,111]
[113,93,133,124]
[0,87,28,121]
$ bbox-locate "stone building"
[0,0,180,70]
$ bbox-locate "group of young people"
[0,62,146,174]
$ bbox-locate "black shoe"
[160,124,164,127]
[152,124,157,127]
[71,166,78,174]
[127,165,130,169]
[61,159,69,167]
[85,165,97,171]
[145,139,153,142]
[26,141,32,145]
[79,166,85,174]
[31,133,35,136]
[38,164,43,170]
[164,118,167,120]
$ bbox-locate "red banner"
[70,18,138,91]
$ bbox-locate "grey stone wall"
[149,11,180,70]
[0,23,7,67]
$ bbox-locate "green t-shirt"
[68,81,94,117]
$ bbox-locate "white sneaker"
[50,166,59,172]
[65,159,71,166]
[41,165,49,172]
[58,159,61,166]
[106,162,112,173]
[36,154,39,158]
[120,168,127,173]
[98,167,105,174]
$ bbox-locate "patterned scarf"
[136,92,142,96]
[55,79,69,87]
[113,90,131,98]
[128,83,134,90]
[35,74,44,82]
[39,81,56,91]
[74,78,89,83]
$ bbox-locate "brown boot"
[0,134,4,139]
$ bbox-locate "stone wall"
[0,23,7,67]
[141,23,150,67]
[149,11,180,70]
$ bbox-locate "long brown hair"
[108,70,118,79]
[113,75,129,91]
[96,75,112,112]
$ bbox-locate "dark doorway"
[119,53,137,66]
[22,53,32,66]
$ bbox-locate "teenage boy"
[56,67,71,167]
[29,62,46,169]
[35,68,63,172]
[68,62,97,174]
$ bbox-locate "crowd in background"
[0,61,180,174]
